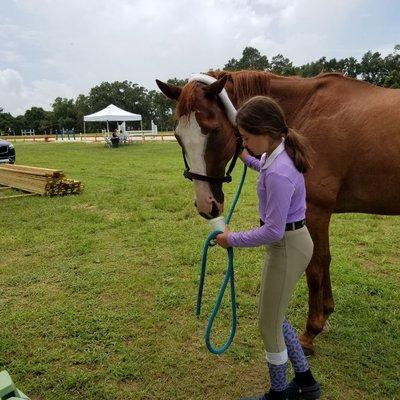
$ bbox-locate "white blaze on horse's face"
[176,112,223,218]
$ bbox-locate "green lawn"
[0,142,399,400]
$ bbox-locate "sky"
[1,0,399,116]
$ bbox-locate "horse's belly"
[335,174,400,215]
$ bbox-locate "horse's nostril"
[210,201,219,218]
[194,201,197,208]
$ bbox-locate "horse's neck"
[269,77,319,125]
[224,73,320,126]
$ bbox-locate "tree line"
[1,44,399,135]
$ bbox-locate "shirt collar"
[260,138,285,170]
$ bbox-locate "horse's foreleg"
[299,206,332,355]
[322,259,334,328]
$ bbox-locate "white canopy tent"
[83,104,142,134]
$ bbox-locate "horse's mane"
[175,70,369,118]
[175,70,274,118]
[209,70,273,106]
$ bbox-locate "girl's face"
[238,126,275,156]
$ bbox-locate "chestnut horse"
[156,70,400,354]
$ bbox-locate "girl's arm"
[226,173,295,247]
[240,148,261,171]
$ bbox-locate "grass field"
[0,142,399,400]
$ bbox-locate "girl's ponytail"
[285,128,312,173]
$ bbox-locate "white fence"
[0,132,176,143]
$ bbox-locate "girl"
[216,96,321,400]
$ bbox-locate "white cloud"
[0,68,74,115]
[0,0,398,115]
[0,69,24,95]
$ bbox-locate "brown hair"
[236,95,311,173]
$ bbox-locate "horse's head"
[156,75,237,219]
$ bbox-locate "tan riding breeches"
[258,226,314,357]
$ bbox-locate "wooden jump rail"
[0,164,83,197]
[0,185,39,200]
[0,189,38,200]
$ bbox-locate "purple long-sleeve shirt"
[227,142,306,247]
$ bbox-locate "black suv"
[0,139,15,164]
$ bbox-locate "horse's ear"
[156,79,182,101]
[204,75,228,96]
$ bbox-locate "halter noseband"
[181,74,241,184]
[181,136,243,183]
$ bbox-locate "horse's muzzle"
[195,200,221,219]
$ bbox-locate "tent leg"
[107,121,109,133]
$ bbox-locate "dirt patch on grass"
[72,203,132,222]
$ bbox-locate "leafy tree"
[74,94,90,132]
[13,115,26,134]
[0,112,15,134]
[38,112,54,133]
[167,78,188,87]
[269,54,296,75]
[383,70,400,88]
[382,45,400,88]
[335,57,360,77]
[87,81,151,128]
[23,107,52,133]
[52,97,77,130]
[148,77,188,131]
[224,46,269,71]
[360,51,387,85]
[147,90,174,131]
[297,57,329,77]
[224,57,240,71]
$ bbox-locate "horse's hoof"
[301,345,315,357]
[299,333,316,357]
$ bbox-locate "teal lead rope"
[196,164,247,354]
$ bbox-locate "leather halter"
[182,136,243,183]
[181,74,241,184]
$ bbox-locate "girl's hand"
[239,148,250,161]
[216,227,231,248]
